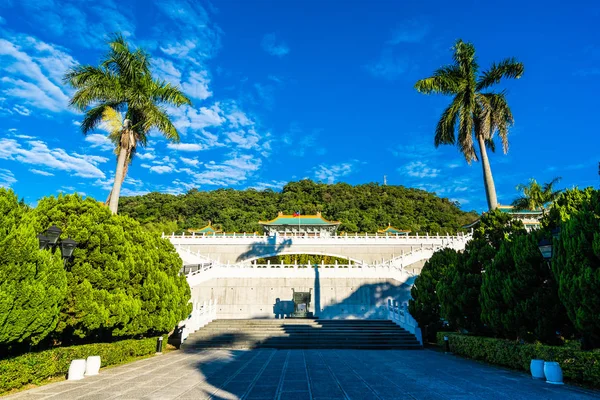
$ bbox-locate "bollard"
[156,336,163,354]
[444,336,450,353]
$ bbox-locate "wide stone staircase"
[183,319,422,350]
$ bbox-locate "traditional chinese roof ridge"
[378,223,411,234]
[497,205,544,215]
[259,211,341,226]
[187,221,221,233]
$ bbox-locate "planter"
[85,356,101,376]
[67,359,86,381]
[530,359,545,379]
[544,361,564,385]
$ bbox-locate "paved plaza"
[5,349,599,400]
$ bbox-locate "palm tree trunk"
[105,158,130,207]
[477,134,498,210]
[108,132,130,215]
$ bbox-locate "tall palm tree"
[512,177,562,212]
[64,34,191,214]
[415,39,524,210]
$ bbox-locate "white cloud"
[84,134,113,151]
[313,162,356,184]
[402,161,440,178]
[181,70,212,100]
[13,104,31,116]
[167,142,205,151]
[0,168,16,188]
[169,103,225,134]
[180,157,199,166]
[2,1,135,49]
[261,33,290,57]
[0,138,107,178]
[0,35,76,113]
[251,180,287,191]
[13,134,35,139]
[29,168,54,176]
[149,165,173,174]
[137,152,156,160]
[191,154,261,186]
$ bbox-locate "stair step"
[182,319,421,350]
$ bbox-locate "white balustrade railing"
[179,299,218,343]
[164,231,472,242]
[387,299,423,345]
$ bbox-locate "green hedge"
[0,335,165,394]
[437,332,600,387]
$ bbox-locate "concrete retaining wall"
[191,276,415,320]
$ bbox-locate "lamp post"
[37,225,78,265]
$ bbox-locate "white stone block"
[85,356,101,376]
[68,359,86,380]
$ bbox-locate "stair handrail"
[387,299,423,345]
[179,298,218,344]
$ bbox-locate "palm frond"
[457,91,476,163]
[415,65,464,95]
[141,104,180,143]
[434,96,461,147]
[151,82,192,106]
[477,57,524,91]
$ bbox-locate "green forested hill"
[119,180,479,234]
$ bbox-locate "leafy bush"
[480,231,570,343]
[437,332,600,387]
[552,189,600,347]
[0,189,67,351]
[0,336,165,394]
[409,248,459,341]
[31,194,191,342]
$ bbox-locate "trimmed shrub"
[437,332,600,387]
[0,335,165,394]
[0,189,67,351]
[31,194,191,342]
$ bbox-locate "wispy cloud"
[149,165,173,174]
[402,161,440,178]
[180,157,199,166]
[0,138,107,178]
[30,168,54,176]
[0,34,76,113]
[84,134,113,151]
[2,0,134,48]
[261,33,290,57]
[251,180,287,191]
[167,143,205,151]
[0,168,16,188]
[313,161,357,184]
[187,154,261,186]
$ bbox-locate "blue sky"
[0,0,598,211]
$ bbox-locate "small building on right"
[462,205,543,232]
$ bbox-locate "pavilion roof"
[259,212,340,226]
[187,221,220,233]
[377,224,411,234]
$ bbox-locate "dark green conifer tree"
[409,248,459,341]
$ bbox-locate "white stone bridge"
[167,231,471,267]
[167,231,472,321]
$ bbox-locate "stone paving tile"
[6,348,600,400]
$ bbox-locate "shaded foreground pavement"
[5,349,599,400]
